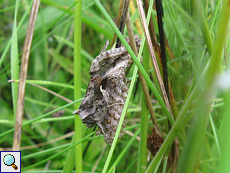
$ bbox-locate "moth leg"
[96,122,107,136]
[107,103,124,107]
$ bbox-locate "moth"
[73,36,141,144]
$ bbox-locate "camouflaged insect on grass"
[73,36,141,144]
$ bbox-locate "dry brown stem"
[12,0,41,151]
[136,0,173,117]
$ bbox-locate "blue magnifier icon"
[3,154,18,170]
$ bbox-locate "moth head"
[89,58,100,74]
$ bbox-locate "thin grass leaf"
[49,49,74,74]
[108,128,141,173]
[0,1,33,68]
[21,131,95,171]
[215,82,230,172]
[0,98,82,138]
[21,143,70,160]
[10,0,20,118]
[13,0,41,151]
[9,79,76,89]
[64,0,83,172]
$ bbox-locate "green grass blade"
[49,49,74,74]
[53,34,94,61]
[108,128,141,173]
[74,0,83,172]
[138,1,154,171]
[146,86,198,173]
[139,42,149,173]
[21,143,70,160]
[93,0,172,131]
[191,0,213,55]
[209,115,220,155]
[9,79,76,89]
[10,0,20,117]
[62,0,83,172]
[63,135,76,173]
[215,82,230,172]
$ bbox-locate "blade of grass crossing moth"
[126,6,151,173]
[92,0,155,172]
[101,34,146,173]
[93,0,173,130]
[10,0,20,118]
[94,0,181,171]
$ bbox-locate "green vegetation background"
[0,0,230,172]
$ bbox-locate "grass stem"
[12,0,40,151]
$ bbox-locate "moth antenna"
[72,110,79,114]
[100,40,109,54]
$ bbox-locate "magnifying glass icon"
[3,154,18,170]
